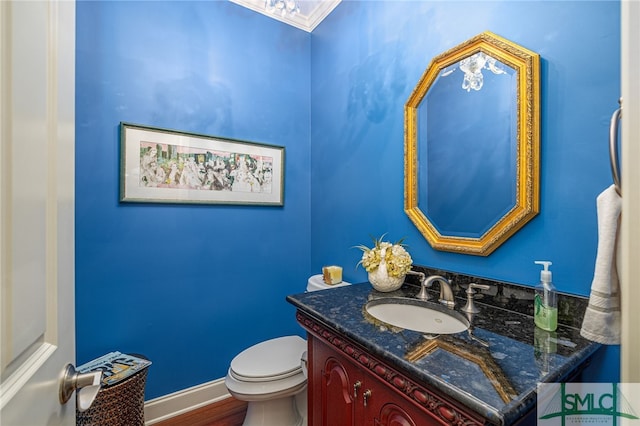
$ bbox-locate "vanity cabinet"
[312,337,434,426]
[301,312,485,426]
[289,280,602,426]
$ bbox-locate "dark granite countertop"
[286,267,601,425]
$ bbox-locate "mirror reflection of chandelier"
[265,0,300,16]
[459,52,506,92]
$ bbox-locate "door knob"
[58,364,103,412]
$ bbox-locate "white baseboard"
[144,378,231,425]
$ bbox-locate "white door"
[0,1,76,425]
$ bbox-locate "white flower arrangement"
[356,235,413,278]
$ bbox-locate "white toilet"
[224,275,350,426]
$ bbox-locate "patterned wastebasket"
[76,363,149,426]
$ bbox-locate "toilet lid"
[230,335,307,382]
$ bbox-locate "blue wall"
[76,1,311,399]
[76,0,620,400]
[310,1,620,382]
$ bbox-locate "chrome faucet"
[407,271,455,308]
[424,275,456,308]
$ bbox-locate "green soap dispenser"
[534,261,557,332]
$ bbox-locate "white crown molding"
[229,0,341,32]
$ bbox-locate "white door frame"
[620,0,640,383]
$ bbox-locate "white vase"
[367,248,405,292]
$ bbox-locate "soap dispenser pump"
[534,261,557,332]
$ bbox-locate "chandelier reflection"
[442,52,506,92]
[265,0,300,16]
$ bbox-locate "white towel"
[580,184,621,345]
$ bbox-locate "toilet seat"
[230,366,301,383]
[225,336,308,401]
[229,335,306,382]
[225,276,351,425]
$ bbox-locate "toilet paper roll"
[76,371,102,412]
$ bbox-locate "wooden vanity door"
[311,338,361,426]
[372,399,447,426]
[374,403,418,426]
[310,335,449,426]
[368,379,446,426]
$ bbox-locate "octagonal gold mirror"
[405,31,540,256]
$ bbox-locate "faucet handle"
[406,270,431,301]
[460,283,490,314]
[416,275,430,301]
[468,282,490,292]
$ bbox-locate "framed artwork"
[119,122,284,206]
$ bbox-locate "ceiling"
[229,0,342,32]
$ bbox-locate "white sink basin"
[365,298,469,335]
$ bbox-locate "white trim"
[228,0,341,32]
[144,378,231,425]
[620,0,640,383]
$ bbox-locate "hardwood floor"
[151,397,247,426]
